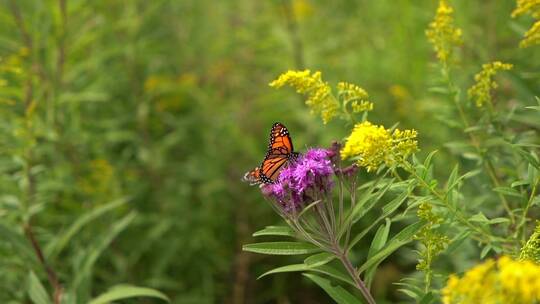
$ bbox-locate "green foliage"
[0,0,538,303]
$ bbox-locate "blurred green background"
[0,0,538,303]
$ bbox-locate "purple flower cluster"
[262,148,334,213]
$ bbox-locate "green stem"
[443,66,515,224]
[403,162,500,244]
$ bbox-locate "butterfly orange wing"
[243,122,298,185]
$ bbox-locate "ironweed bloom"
[467,61,513,108]
[426,0,463,64]
[269,70,338,124]
[341,121,418,172]
[263,148,334,214]
[442,256,540,304]
[512,0,540,48]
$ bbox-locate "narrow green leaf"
[243,242,320,255]
[258,264,308,279]
[381,187,411,218]
[28,272,51,304]
[423,150,438,169]
[303,274,362,304]
[258,264,354,287]
[493,187,523,198]
[480,245,492,259]
[358,221,424,274]
[46,198,129,258]
[469,212,489,223]
[0,222,37,265]
[252,226,294,237]
[73,211,137,292]
[365,219,391,287]
[304,252,335,267]
[368,219,391,258]
[88,285,169,304]
[446,231,471,254]
[419,292,435,304]
[352,179,394,221]
[488,218,510,225]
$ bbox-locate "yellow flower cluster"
[520,221,540,264]
[512,0,540,48]
[442,256,540,304]
[467,61,513,108]
[270,70,338,124]
[337,82,373,113]
[341,121,418,172]
[415,202,449,272]
[425,0,463,64]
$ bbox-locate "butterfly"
[243,122,299,185]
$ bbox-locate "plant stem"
[443,67,515,224]
[518,177,539,242]
[337,250,376,304]
[24,223,63,304]
[404,162,501,244]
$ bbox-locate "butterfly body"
[243,122,298,185]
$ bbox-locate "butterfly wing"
[268,122,294,156]
[243,122,298,185]
[259,122,297,184]
[242,166,261,185]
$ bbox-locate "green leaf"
[258,264,354,287]
[493,187,523,198]
[365,219,391,287]
[258,264,308,279]
[252,225,295,237]
[0,222,37,265]
[303,274,362,304]
[243,242,320,255]
[352,179,394,221]
[358,221,424,274]
[446,231,471,254]
[73,211,137,294]
[28,271,52,304]
[381,186,411,218]
[469,212,489,223]
[368,219,391,258]
[46,198,129,258]
[488,218,510,225]
[304,252,335,267]
[419,292,435,304]
[88,285,169,304]
[480,244,492,259]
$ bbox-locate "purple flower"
[263,148,334,214]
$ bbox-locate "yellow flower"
[425,0,463,64]
[512,0,540,47]
[520,221,540,264]
[270,70,338,124]
[341,121,418,171]
[467,61,513,108]
[442,256,540,304]
[292,0,314,21]
[337,82,373,113]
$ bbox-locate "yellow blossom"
[270,70,338,124]
[337,82,373,113]
[467,61,513,108]
[512,0,540,47]
[425,0,463,64]
[520,221,540,264]
[442,256,540,304]
[341,121,418,172]
[292,0,314,21]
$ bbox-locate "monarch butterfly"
[243,122,299,185]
